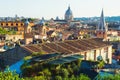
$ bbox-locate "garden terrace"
[48,55,83,65]
[31,53,61,62]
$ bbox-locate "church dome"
[56,16,59,20]
[39,17,45,26]
[24,19,29,26]
[65,6,73,21]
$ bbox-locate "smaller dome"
[56,16,59,20]
[39,17,45,26]
[24,19,29,26]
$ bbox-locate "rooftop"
[22,38,111,54]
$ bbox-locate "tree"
[76,58,81,67]
[0,27,8,35]
[83,34,90,39]
[60,68,69,78]
[96,74,120,80]
[78,74,90,80]
[24,56,32,61]
[24,76,46,80]
[70,75,76,80]
[0,70,24,80]
[42,68,51,77]
[97,60,105,69]
[22,65,34,77]
[0,27,16,35]
[55,76,62,80]
[67,67,73,76]
[32,51,45,56]
[73,65,79,75]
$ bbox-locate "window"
[104,47,108,59]
[14,27,18,31]
[88,50,94,60]
[21,23,23,26]
[94,50,96,60]
[11,23,13,26]
[1,23,3,26]
[6,23,8,26]
[16,23,18,26]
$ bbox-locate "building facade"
[0,21,34,35]
[23,38,112,64]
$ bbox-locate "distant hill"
[74,16,120,22]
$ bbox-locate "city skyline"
[0,0,120,19]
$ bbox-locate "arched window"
[1,23,3,26]
[21,23,23,26]
[6,23,8,26]
[11,23,13,26]
[16,23,18,26]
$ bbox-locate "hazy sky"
[0,0,120,19]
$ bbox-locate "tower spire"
[98,9,107,32]
[68,4,70,9]
[96,9,108,40]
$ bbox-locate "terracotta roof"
[22,38,112,54]
[47,30,54,36]
[113,55,120,59]
[25,33,33,38]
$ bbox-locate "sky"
[0,0,120,19]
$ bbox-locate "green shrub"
[55,76,62,80]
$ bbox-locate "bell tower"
[96,9,108,40]
[24,19,29,44]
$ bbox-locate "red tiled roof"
[22,38,112,54]
[113,55,120,59]
[25,33,33,38]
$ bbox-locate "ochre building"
[0,21,34,35]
